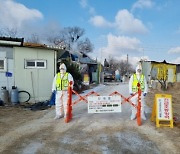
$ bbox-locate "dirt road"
[0,83,179,154]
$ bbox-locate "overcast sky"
[0,0,180,65]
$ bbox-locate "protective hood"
[59,63,67,73]
[135,64,142,75]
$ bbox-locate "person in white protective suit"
[115,69,120,81]
[52,63,74,119]
[129,64,148,120]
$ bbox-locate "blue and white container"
[11,86,19,104]
[1,87,9,104]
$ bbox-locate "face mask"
[60,69,65,74]
[137,69,141,73]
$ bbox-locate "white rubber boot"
[54,115,63,120]
[141,100,146,120]
[130,107,137,120]
[141,111,146,120]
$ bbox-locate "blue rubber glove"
[143,93,147,96]
[49,90,56,106]
[53,90,56,94]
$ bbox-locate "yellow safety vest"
[132,74,145,92]
[56,72,69,91]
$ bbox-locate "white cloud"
[115,9,148,34]
[168,47,180,54]
[89,7,96,15]
[114,54,144,66]
[100,34,142,58]
[169,57,180,64]
[89,9,148,34]
[156,1,170,11]
[89,16,113,28]
[0,0,43,28]
[90,34,149,66]
[80,0,96,15]
[173,57,180,64]
[132,0,154,11]
[79,0,88,8]
[92,51,148,67]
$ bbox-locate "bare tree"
[151,66,167,90]
[0,29,3,36]
[119,60,134,76]
[47,35,65,46]
[0,28,17,37]
[65,26,84,43]
[26,33,40,43]
[46,26,93,54]
[1,26,94,54]
[108,57,119,71]
[77,38,93,54]
[106,57,134,76]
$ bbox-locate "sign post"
[151,94,173,128]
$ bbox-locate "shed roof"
[0,36,24,46]
[141,60,179,65]
[23,42,47,48]
[79,57,97,64]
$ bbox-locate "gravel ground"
[0,82,179,154]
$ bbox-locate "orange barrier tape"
[72,90,100,105]
[109,91,138,107]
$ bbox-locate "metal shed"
[141,60,177,83]
[0,37,57,103]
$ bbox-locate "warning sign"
[156,96,172,120]
[88,96,121,113]
[151,94,173,128]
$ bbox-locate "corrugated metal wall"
[141,61,178,83]
[151,63,176,82]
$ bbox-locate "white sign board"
[88,96,121,113]
[157,97,172,120]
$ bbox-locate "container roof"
[0,36,24,46]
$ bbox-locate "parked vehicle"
[104,71,115,81]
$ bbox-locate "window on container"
[0,60,4,69]
[0,58,6,72]
[25,60,35,68]
[36,60,46,68]
[25,60,46,69]
[27,61,35,67]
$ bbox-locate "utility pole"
[127,54,128,64]
[127,54,128,75]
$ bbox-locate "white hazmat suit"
[129,64,148,120]
[52,63,74,119]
